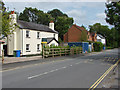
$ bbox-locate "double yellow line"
[89,59,120,90]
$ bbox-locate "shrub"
[93,42,103,52]
[106,46,114,49]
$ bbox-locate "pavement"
[0,56,42,64]
[1,48,120,89]
[1,49,106,65]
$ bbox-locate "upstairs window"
[54,34,55,38]
[37,32,40,39]
[26,31,30,38]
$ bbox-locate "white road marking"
[75,62,81,64]
[89,60,93,62]
[70,65,73,66]
[28,66,67,79]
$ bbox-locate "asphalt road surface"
[2,48,119,88]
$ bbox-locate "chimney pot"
[11,11,14,14]
[50,21,54,23]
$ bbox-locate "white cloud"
[96,13,106,19]
[90,12,108,26]
[66,9,87,25]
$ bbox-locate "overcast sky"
[4,0,113,30]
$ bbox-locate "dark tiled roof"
[73,24,88,32]
[90,32,95,36]
[46,38,59,44]
[17,20,58,33]
[97,34,105,39]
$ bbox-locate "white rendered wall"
[0,44,3,56]
[7,28,58,55]
[22,29,58,55]
[48,40,58,46]
[7,34,14,55]
[101,39,106,45]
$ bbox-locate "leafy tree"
[81,25,87,30]
[89,23,118,48]
[47,9,68,20]
[19,7,53,25]
[48,9,74,40]
[80,30,87,42]
[105,2,120,46]
[0,1,15,39]
[19,8,74,40]
[55,16,73,40]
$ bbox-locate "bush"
[93,42,103,52]
[106,46,114,49]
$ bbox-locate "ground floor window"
[26,44,30,52]
[37,44,40,51]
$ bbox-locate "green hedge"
[93,42,103,52]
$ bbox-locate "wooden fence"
[42,47,82,58]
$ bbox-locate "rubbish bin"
[13,50,21,57]
[103,46,106,50]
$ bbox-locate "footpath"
[0,56,42,64]
[0,49,111,65]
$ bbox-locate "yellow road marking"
[89,59,120,90]
[113,59,116,62]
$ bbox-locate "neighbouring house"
[0,40,5,56]
[87,32,97,42]
[64,24,97,43]
[7,11,58,56]
[97,34,106,45]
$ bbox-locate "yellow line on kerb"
[89,59,120,90]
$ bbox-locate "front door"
[3,45,7,56]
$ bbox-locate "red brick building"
[64,24,97,43]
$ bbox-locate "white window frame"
[37,44,40,51]
[26,44,30,52]
[37,32,40,39]
[54,34,55,38]
[26,31,30,38]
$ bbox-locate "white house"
[7,11,58,56]
[97,34,106,45]
[0,40,5,56]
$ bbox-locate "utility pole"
[2,49,4,64]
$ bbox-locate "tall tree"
[47,9,73,40]
[47,9,68,20]
[19,8,74,40]
[55,16,73,40]
[0,1,15,39]
[105,1,120,46]
[89,23,118,47]
[19,7,53,25]
[80,30,87,42]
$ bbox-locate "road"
[2,49,119,88]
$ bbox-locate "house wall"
[64,32,68,42]
[97,35,106,45]
[64,25,82,42]
[22,29,58,55]
[7,33,15,55]
[87,32,92,41]
[0,44,3,56]
[101,39,106,45]
[7,28,58,55]
[48,40,58,46]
